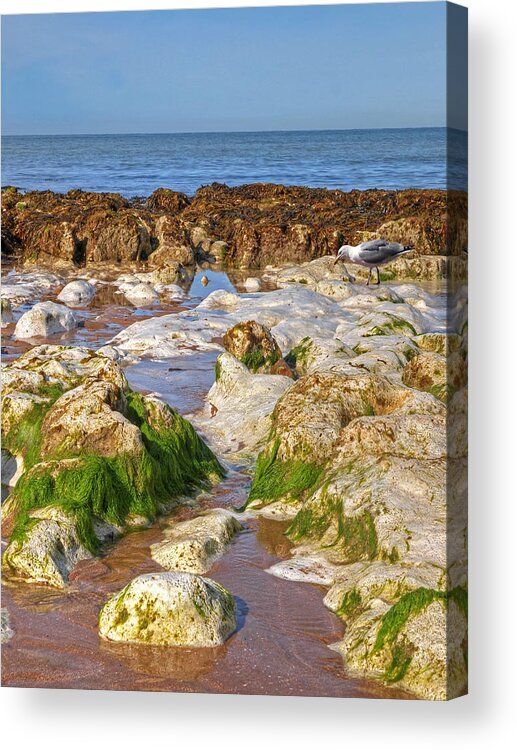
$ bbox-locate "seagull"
[334,239,413,285]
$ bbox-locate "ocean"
[1,127,467,197]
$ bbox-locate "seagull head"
[334,245,351,265]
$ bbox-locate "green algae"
[240,349,279,373]
[285,337,312,373]
[243,439,322,508]
[6,387,224,554]
[372,586,468,684]
[336,589,362,618]
[2,383,64,471]
[287,488,377,562]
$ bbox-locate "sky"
[1,3,466,135]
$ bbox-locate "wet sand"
[1,266,412,698]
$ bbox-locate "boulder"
[151,509,243,573]
[14,301,78,339]
[2,506,94,587]
[222,320,282,373]
[331,586,467,700]
[1,298,14,327]
[98,571,236,646]
[122,282,159,306]
[1,608,14,644]
[244,277,261,291]
[145,188,190,214]
[200,352,292,455]
[57,279,96,305]
[153,215,196,266]
[402,351,467,402]
[209,240,229,261]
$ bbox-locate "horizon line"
[2,125,467,138]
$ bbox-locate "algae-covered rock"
[98,572,236,646]
[1,345,224,586]
[3,505,94,587]
[413,332,462,356]
[14,301,78,339]
[151,508,243,574]
[402,350,467,402]
[331,586,467,700]
[222,319,282,373]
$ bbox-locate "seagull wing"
[357,239,406,264]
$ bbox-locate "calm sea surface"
[1,128,467,197]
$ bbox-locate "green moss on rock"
[244,439,322,509]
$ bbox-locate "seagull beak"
[334,256,339,265]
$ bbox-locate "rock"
[1,345,224,586]
[413,332,462,356]
[3,185,466,272]
[98,571,236,646]
[1,608,14,644]
[402,351,467,402]
[57,279,96,305]
[82,210,152,263]
[201,275,209,286]
[1,298,14,327]
[154,215,196,266]
[331,586,467,700]
[1,391,52,434]
[40,380,142,458]
[2,506,94,587]
[222,320,282,373]
[200,352,292,455]
[122,282,159,306]
[145,188,190,214]
[244,277,261,291]
[14,301,78,339]
[151,509,243,573]
[210,240,229,261]
[1,272,64,306]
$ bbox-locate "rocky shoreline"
[2,184,467,278]
[1,184,467,700]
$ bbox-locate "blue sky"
[1,3,462,135]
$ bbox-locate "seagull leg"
[376,267,381,285]
[343,264,355,283]
[366,267,372,286]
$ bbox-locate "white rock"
[199,352,292,455]
[14,301,78,339]
[151,508,243,573]
[57,279,96,305]
[244,277,261,291]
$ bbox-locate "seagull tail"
[403,244,413,252]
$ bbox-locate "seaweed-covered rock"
[1,345,224,586]
[330,585,467,700]
[3,505,94,587]
[14,301,78,339]
[98,571,236,646]
[151,508,243,574]
[222,320,282,373]
[402,351,467,402]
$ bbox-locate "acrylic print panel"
[0,2,467,700]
